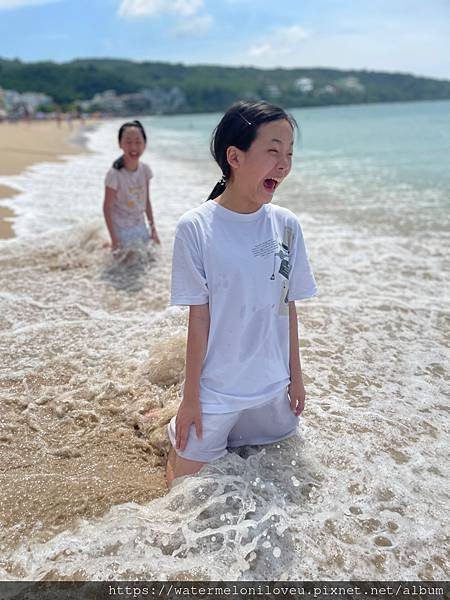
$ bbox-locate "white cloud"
[173,0,203,16]
[279,25,310,43]
[248,44,271,58]
[247,25,310,61]
[118,0,203,18]
[0,0,59,9]
[242,18,450,79]
[174,14,213,36]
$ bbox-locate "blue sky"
[0,0,449,79]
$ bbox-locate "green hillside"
[1,57,449,113]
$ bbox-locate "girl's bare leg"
[166,446,205,487]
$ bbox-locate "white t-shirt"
[105,162,153,229]
[170,201,318,414]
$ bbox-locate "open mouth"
[263,178,279,193]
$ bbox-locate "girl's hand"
[151,226,160,245]
[175,399,202,451]
[288,378,306,416]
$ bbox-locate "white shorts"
[167,390,299,463]
[115,222,150,247]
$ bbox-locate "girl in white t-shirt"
[166,101,317,486]
[103,120,160,251]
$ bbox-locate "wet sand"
[0,241,178,553]
[0,120,92,239]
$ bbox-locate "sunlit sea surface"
[0,100,448,580]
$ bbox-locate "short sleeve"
[288,220,318,301]
[105,168,119,190]
[170,230,209,306]
[143,163,153,181]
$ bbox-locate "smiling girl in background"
[103,120,160,251]
[167,100,318,485]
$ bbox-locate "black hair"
[113,120,147,170]
[207,100,297,200]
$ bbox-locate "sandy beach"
[0,120,89,239]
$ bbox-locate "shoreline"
[0,120,97,240]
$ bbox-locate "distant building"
[20,92,53,110]
[0,89,7,121]
[266,84,281,98]
[78,86,187,115]
[90,90,125,113]
[294,77,314,93]
[0,87,53,118]
[131,87,187,114]
[317,84,338,95]
[337,76,365,93]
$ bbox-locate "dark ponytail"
[207,100,297,200]
[113,156,126,170]
[207,176,227,201]
[113,120,147,170]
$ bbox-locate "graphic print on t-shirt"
[126,185,145,208]
[250,225,294,316]
[251,239,279,258]
[275,225,294,316]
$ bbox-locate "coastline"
[0,120,96,239]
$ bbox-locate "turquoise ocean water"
[0,100,448,580]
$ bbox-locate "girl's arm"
[145,180,160,244]
[288,300,306,416]
[175,303,210,451]
[103,186,119,251]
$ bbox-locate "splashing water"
[0,106,449,580]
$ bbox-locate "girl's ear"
[226,146,242,170]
